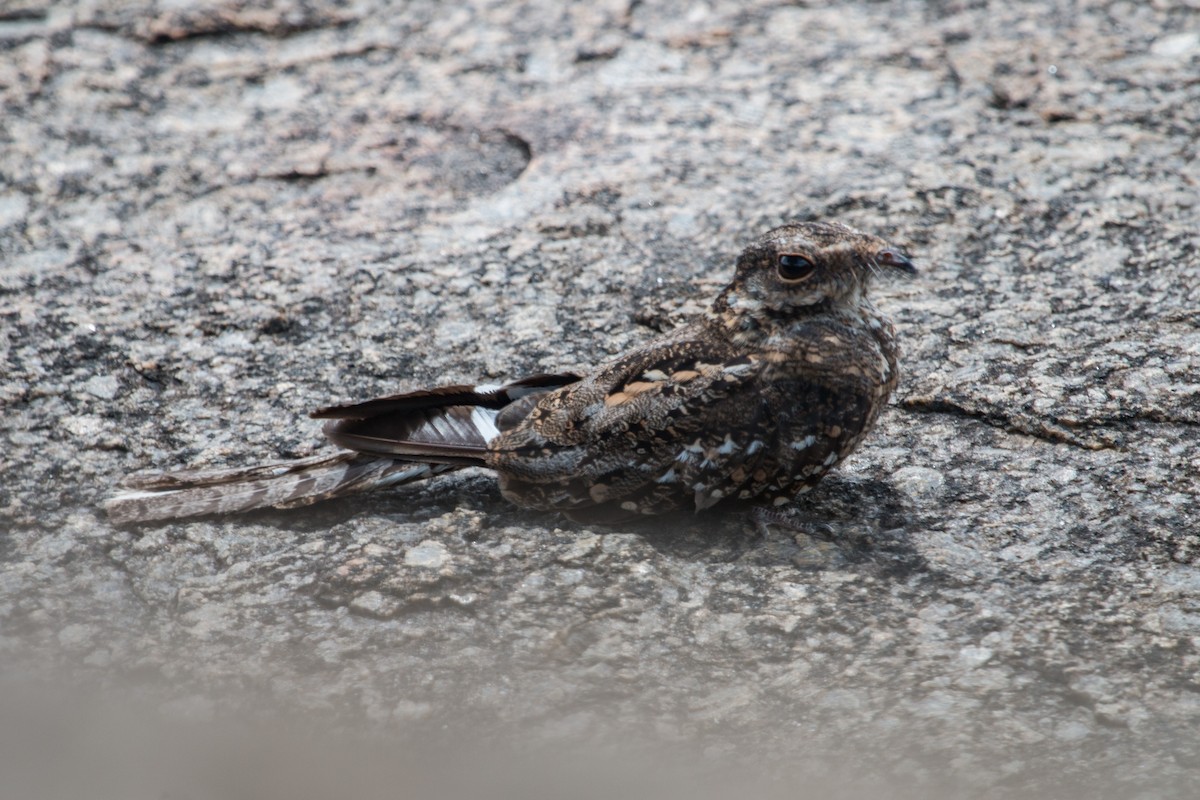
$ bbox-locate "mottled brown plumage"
[105,221,913,525]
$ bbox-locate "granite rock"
[2,1,1198,797]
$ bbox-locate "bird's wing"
[313,373,581,464]
[488,333,777,514]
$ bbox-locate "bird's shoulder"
[517,324,765,439]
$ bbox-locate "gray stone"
[2,1,1199,798]
[404,540,449,570]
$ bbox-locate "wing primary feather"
[318,374,579,462]
[311,373,580,420]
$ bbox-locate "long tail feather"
[104,453,456,524]
[104,373,581,524]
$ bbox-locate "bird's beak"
[877,248,917,275]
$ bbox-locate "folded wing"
[315,373,580,464]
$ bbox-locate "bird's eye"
[777,254,815,281]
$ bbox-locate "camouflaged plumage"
[105,221,913,525]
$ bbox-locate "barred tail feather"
[104,453,456,524]
[104,373,581,524]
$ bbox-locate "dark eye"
[777,254,815,281]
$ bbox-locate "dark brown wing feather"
[311,374,580,419]
[318,373,581,464]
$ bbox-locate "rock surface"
[2,0,1198,797]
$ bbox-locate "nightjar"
[106,221,914,525]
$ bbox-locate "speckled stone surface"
[2,1,1198,797]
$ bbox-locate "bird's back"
[485,303,899,522]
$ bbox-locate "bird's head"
[712,221,914,323]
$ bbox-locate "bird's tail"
[104,372,581,524]
[103,452,458,524]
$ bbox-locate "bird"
[104,221,915,525]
